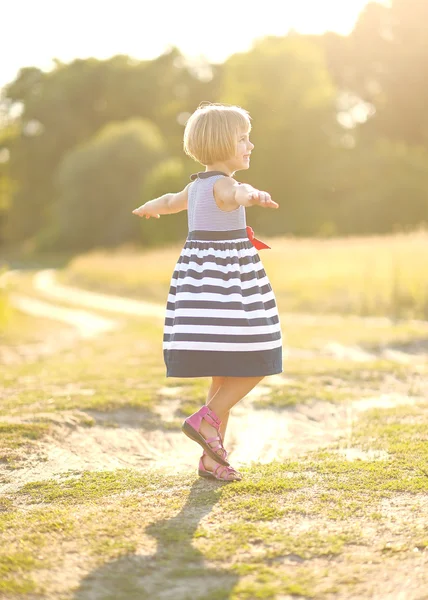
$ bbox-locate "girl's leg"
[200,375,264,455]
[206,376,229,441]
[207,375,264,419]
[206,376,224,403]
[200,376,241,478]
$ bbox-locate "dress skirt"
[163,228,283,377]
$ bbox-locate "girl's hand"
[132,201,160,219]
[249,189,279,209]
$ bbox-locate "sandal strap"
[214,464,239,480]
[202,406,221,428]
[205,436,221,443]
[213,464,227,477]
[202,447,228,459]
[205,436,223,451]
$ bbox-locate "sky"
[1,0,375,89]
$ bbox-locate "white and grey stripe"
[163,238,282,354]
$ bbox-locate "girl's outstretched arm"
[132,183,191,219]
[214,177,279,210]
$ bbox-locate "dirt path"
[33,269,165,318]
[10,293,119,339]
[2,385,423,496]
[8,268,428,362]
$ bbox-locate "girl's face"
[234,130,254,170]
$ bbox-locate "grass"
[0,422,51,465]
[0,320,165,417]
[60,230,428,319]
[0,267,12,332]
[1,314,427,599]
[1,240,428,598]
[1,402,427,598]
[281,315,428,349]
[0,299,74,349]
[0,293,11,334]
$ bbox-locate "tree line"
[1,0,428,252]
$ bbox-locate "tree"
[322,135,428,234]
[0,118,18,245]
[54,119,165,250]
[220,34,341,234]
[329,0,428,146]
[3,50,221,247]
[139,157,195,248]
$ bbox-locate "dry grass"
[0,269,12,333]
[62,230,428,318]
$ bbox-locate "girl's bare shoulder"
[213,176,239,211]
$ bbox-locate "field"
[0,233,427,599]
[60,230,428,319]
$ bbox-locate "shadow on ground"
[73,480,239,600]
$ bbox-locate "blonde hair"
[183,102,251,165]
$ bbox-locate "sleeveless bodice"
[187,173,246,232]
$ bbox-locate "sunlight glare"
[1,0,373,88]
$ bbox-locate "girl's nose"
[249,141,254,150]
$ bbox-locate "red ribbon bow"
[246,226,271,250]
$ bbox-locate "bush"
[139,157,193,247]
[54,119,167,250]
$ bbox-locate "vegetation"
[2,0,428,252]
[0,268,11,332]
[0,302,427,598]
[61,231,428,319]
[1,0,428,595]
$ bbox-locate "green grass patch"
[0,422,51,464]
[0,319,167,417]
[3,448,427,599]
[254,379,354,408]
[0,552,42,595]
[254,359,420,409]
[197,521,354,562]
[351,406,428,475]
[20,469,159,504]
[230,570,315,599]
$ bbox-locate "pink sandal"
[182,405,229,466]
[198,452,242,481]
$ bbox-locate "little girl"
[132,102,282,481]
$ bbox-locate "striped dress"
[163,170,283,377]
